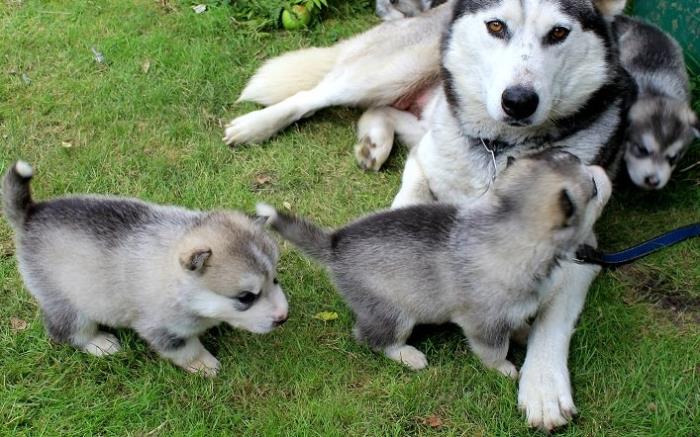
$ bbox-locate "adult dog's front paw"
[518,361,576,431]
[354,136,392,171]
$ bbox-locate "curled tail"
[2,161,34,231]
[256,203,332,262]
[238,46,340,106]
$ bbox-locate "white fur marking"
[255,203,278,224]
[15,161,33,178]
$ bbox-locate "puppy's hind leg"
[454,316,517,379]
[354,313,426,371]
[39,291,120,356]
[141,328,220,377]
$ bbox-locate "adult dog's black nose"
[501,86,539,120]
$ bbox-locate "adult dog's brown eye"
[486,20,505,35]
[549,26,570,42]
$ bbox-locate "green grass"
[1,1,699,435]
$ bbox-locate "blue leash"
[575,223,700,268]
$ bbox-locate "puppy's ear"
[180,247,212,272]
[593,0,626,18]
[559,189,576,227]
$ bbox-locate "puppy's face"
[180,218,288,334]
[624,98,699,190]
[498,150,612,250]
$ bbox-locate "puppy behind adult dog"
[257,151,612,377]
[375,0,442,21]
[615,15,699,190]
[2,162,288,376]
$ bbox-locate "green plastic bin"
[632,0,700,73]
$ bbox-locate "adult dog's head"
[442,0,626,128]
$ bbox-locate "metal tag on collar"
[480,138,498,183]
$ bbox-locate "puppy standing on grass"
[615,15,699,190]
[257,151,612,377]
[2,161,288,376]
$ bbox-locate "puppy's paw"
[385,345,428,371]
[84,333,121,357]
[518,362,576,431]
[354,135,392,171]
[223,110,278,146]
[186,350,221,378]
[495,360,519,379]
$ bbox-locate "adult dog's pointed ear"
[180,247,212,273]
[594,0,626,18]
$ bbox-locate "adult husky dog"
[225,0,634,430]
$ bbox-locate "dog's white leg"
[391,150,433,208]
[517,259,601,431]
[355,107,426,171]
[224,84,333,146]
[392,110,427,150]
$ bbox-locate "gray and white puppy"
[615,15,699,190]
[375,0,442,21]
[2,161,288,376]
[257,150,611,377]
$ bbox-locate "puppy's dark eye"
[632,143,650,157]
[273,277,279,285]
[591,177,598,199]
[236,291,259,305]
[666,154,678,165]
[547,26,570,44]
[486,20,507,38]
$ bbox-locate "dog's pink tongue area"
[392,84,437,118]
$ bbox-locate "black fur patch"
[146,328,187,351]
[331,204,459,253]
[26,197,160,245]
[613,16,683,75]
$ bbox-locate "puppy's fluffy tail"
[238,46,340,106]
[256,203,332,262]
[2,161,34,231]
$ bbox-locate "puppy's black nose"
[273,316,288,327]
[501,86,539,120]
[644,175,660,188]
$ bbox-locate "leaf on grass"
[283,201,292,210]
[313,311,338,321]
[61,141,73,148]
[142,59,151,74]
[255,174,271,185]
[10,317,28,332]
[421,414,444,428]
[192,4,207,14]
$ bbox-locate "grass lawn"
[1,1,698,435]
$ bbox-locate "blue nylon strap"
[575,223,700,268]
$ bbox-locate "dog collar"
[574,223,700,268]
